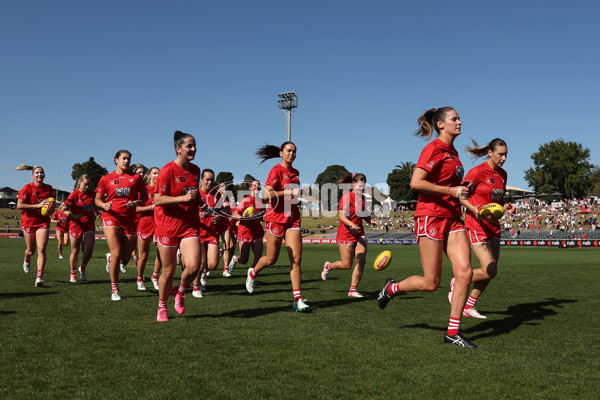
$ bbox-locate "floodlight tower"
[277,91,298,141]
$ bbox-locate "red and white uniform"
[96,171,147,235]
[65,189,96,238]
[464,161,507,244]
[199,189,227,244]
[18,182,54,233]
[235,195,265,243]
[336,191,367,245]
[414,138,465,240]
[264,163,301,237]
[154,161,201,246]
[137,184,156,240]
[52,209,69,234]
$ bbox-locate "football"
[479,203,504,222]
[374,250,392,271]
[41,197,56,217]
[242,206,255,217]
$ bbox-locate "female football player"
[50,204,69,260]
[135,167,160,291]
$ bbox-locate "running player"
[448,138,515,318]
[154,131,202,322]
[63,174,97,282]
[321,173,374,298]
[220,186,237,278]
[228,180,264,275]
[135,167,159,291]
[376,107,477,348]
[95,150,148,301]
[246,142,309,312]
[17,166,55,287]
[50,204,69,260]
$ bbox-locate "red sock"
[249,268,256,279]
[152,271,159,280]
[137,276,143,283]
[36,270,44,279]
[387,282,403,296]
[111,281,119,293]
[158,298,167,309]
[293,290,302,302]
[178,284,187,296]
[349,285,357,293]
[465,295,478,310]
[447,317,461,336]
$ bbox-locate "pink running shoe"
[321,262,331,281]
[157,308,168,322]
[463,307,487,319]
[175,293,186,315]
[448,277,455,304]
[347,291,364,298]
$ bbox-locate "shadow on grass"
[0,291,60,300]
[399,298,577,340]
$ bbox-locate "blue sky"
[2,1,598,196]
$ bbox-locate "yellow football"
[242,206,255,217]
[41,197,56,217]
[479,203,504,222]
[374,250,392,271]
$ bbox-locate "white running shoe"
[463,307,487,319]
[192,289,203,298]
[348,291,364,298]
[228,256,237,273]
[59,254,64,259]
[200,272,208,286]
[79,267,87,281]
[223,269,232,278]
[293,298,310,312]
[23,260,30,273]
[105,253,111,273]
[176,249,182,265]
[448,277,455,304]
[35,277,44,287]
[137,280,146,291]
[245,268,255,293]
[120,263,127,273]
[70,274,77,283]
[321,261,331,281]
[151,277,159,290]
[111,291,121,301]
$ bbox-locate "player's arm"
[410,168,468,199]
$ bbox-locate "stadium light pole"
[278,91,298,141]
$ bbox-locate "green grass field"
[1,239,599,399]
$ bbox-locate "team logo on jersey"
[271,225,281,235]
[427,160,435,168]
[176,176,186,183]
[161,236,170,245]
[429,227,438,237]
[489,178,496,184]
[161,185,167,191]
[105,220,113,226]
[129,179,134,183]
[35,191,40,196]
[114,180,120,185]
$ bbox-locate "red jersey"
[464,161,507,235]
[138,184,156,218]
[198,188,228,236]
[96,171,147,221]
[337,191,367,240]
[65,189,96,231]
[414,138,464,219]
[235,195,265,238]
[51,209,69,231]
[18,182,55,226]
[154,161,201,237]
[264,163,301,224]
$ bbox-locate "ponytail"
[256,141,296,164]
[337,173,366,184]
[465,138,507,159]
[414,107,455,140]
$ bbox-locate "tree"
[216,171,234,184]
[524,139,594,198]
[314,165,350,211]
[71,157,108,190]
[590,167,600,197]
[387,162,418,202]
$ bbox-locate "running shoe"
[219,248,224,257]
[228,256,237,273]
[174,292,186,315]
[463,308,487,319]
[176,249,182,265]
[448,277,455,304]
[79,266,87,281]
[70,274,77,283]
[200,272,208,286]
[157,308,168,322]
[137,280,146,291]
[245,268,255,294]
[348,291,364,298]
[444,332,477,348]
[223,269,232,278]
[59,254,64,259]
[35,277,44,287]
[377,278,396,310]
[192,289,203,298]
[23,260,30,273]
[321,261,331,281]
[293,298,310,312]
[120,263,127,273]
[105,253,111,273]
[151,277,159,290]
[111,290,121,301]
